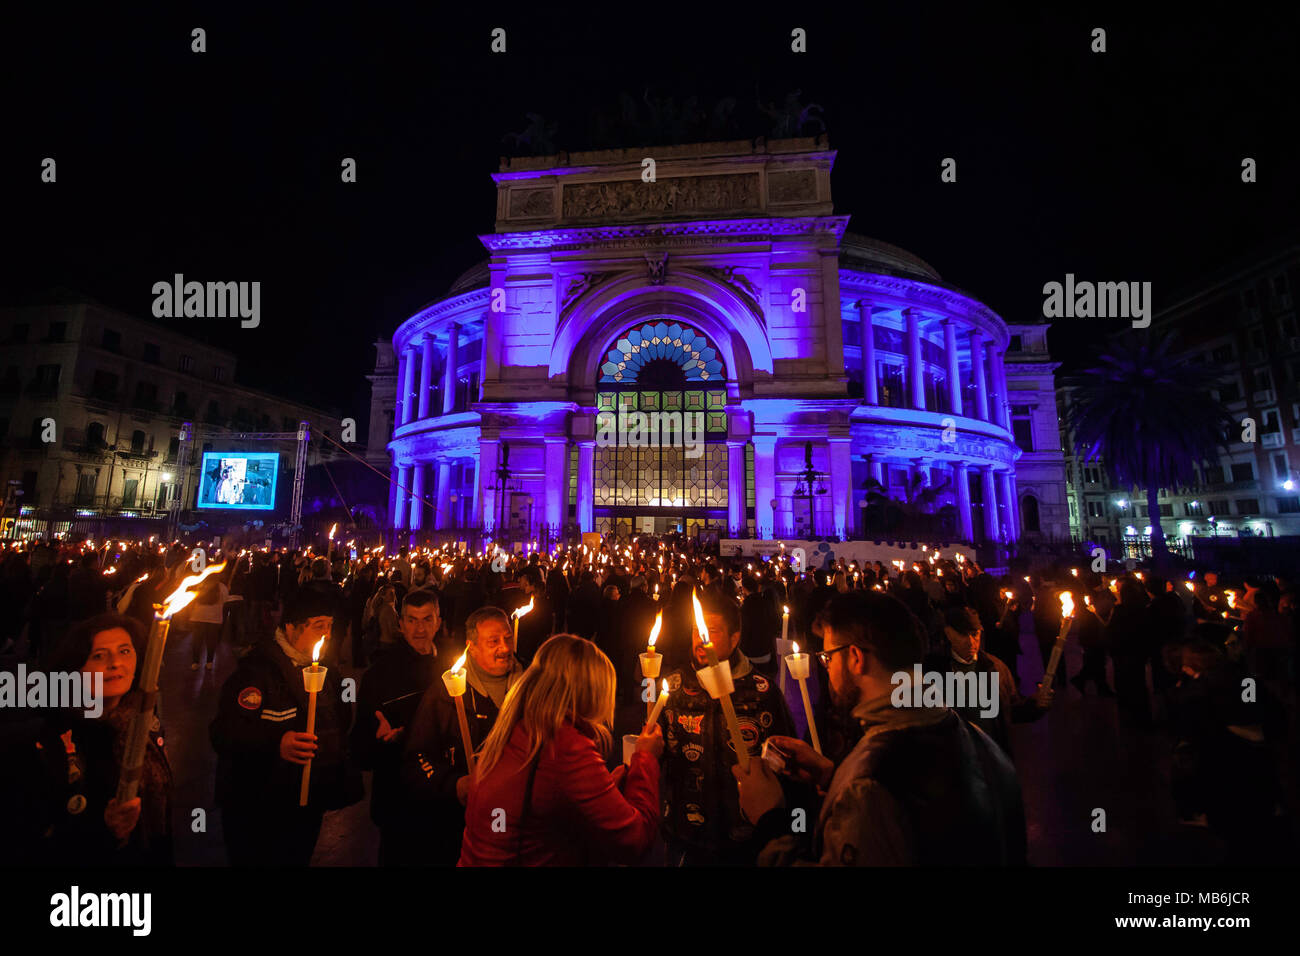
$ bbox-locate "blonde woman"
[458,634,662,866]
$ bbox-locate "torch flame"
[648,611,663,649]
[1184,581,1194,592]
[159,561,227,619]
[449,650,468,674]
[513,597,535,620]
[329,524,337,540]
[783,604,789,615]
[661,678,669,695]
[311,637,325,663]
[1225,590,1236,608]
[691,589,710,646]
[1059,591,1075,619]
[792,641,800,655]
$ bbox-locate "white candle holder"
[775,638,796,660]
[302,663,327,693]
[785,652,810,681]
[696,660,734,699]
[441,669,467,696]
[639,652,662,680]
[622,734,638,766]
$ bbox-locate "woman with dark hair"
[17,612,174,865]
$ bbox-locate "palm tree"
[1064,330,1232,568]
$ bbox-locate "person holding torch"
[400,606,522,864]
[210,590,358,866]
[655,590,799,866]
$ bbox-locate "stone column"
[998,469,1015,542]
[753,437,777,539]
[906,308,925,410]
[829,438,853,539]
[388,466,400,530]
[576,441,595,532]
[944,319,962,416]
[981,465,999,541]
[409,463,425,532]
[727,440,746,536]
[868,454,885,486]
[858,300,878,404]
[470,450,483,526]
[395,349,411,426]
[417,336,434,420]
[953,462,974,541]
[478,438,498,532]
[442,324,460,415]
[394,463,411,530]
[991,345,1011,429]
[435,459,452,530]
[971,331,989,421]
[543,439,568,533]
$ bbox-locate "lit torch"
[299,636,328,806]
[512,597,534,643]
[691,589,750,771]
[117,561,226,803]
[442,650,476,775]
[641,612,663,719]
[1038,591,1074,703]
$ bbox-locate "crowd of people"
[0,532,1295,866]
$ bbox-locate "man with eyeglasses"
[733,591,1027,866]
[351,588,441,865]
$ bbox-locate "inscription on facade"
[562,174,760,221]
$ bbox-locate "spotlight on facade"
[1124,525,1137,536]
[1143,526,1152,535]
[1284,479,1295,491]
[1115,498,1127,507]
[161,473,173,482]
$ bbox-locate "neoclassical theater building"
[378,138,1068,547]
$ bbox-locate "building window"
[1273,451,1289,479]
[1208,499,1230,516]
[180,354,194,373]
[568,445,578,508]
[879,363,905,408]
[1184,501,1201,516]
[1212,344,1234,364]
[101,328,121,352]
[130,430,146,455]
[1021,494,1041,533]
[91,369,119,400]
[1086,500,1105,518]
[1230,462,1254,482]
[1083,466,1100,484]
[47,321,67,342]
[1235,498,1260,515]
[213,366,226,382]
[33,364,61,393]
[1277,496,1300,513]
[1011,406,1033,453]
[143,342,161,364]
[1158,503,1173,517]
[1252,368,1272,391]
[167,436,179,462]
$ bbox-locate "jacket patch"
[237,687,263,710]
[753,675,770,693]
[260,707,297,723]
[676,713,704,735]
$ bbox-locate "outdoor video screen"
[196,452,279,510]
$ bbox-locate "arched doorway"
[593,320,730,540]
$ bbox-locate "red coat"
[458,719,659,866]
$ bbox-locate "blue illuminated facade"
[387,137,1038,545]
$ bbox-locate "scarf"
[465,652,521,708]
[104,690,172,843]
[275,628,313,666]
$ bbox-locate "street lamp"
[792,442,829,539]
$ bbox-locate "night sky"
[4,6,1298,432]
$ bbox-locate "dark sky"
[4,6,1298,434]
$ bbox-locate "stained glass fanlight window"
[599,321,725,384]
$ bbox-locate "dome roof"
[448,260,491,295]
[838,232,942,282]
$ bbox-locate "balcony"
[115,448,160,463]
[1262,432,1284,448]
